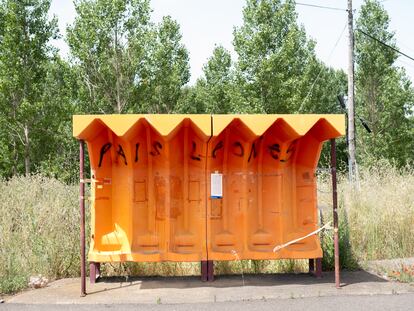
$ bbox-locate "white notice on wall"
[211,173,223,198]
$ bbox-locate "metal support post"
[80,140,86,296]
[331,139,341,288]
[201,261,208,282]
[309,258,314,273]
[207,260,214,282]
[90,262,101,284]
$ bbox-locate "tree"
[229,0,350,168]
[182,0,347,117]
[34,57,79,183]
[355,0,414,166]
[67,0,153,113]
[189,46,233,113]
[233,0,318,113]
[179,45,256,114]
[295,59,347,114]
[138,16,190,113]
[0,0,59,176]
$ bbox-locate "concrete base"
[5,271,414,305]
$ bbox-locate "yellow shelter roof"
[73,114,345,140]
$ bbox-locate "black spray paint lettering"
[212,141,224,158]
[98,143,112,167]
[191,141,201,161]
[248,142,257,162]
[135,143,140,162]
[117,144,127,165]
[268,144,281,160]
[150,141,162,156]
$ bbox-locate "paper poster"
[211,173,223,198]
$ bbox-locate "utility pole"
[347,0,356,182]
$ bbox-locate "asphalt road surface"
[2,294,414,311]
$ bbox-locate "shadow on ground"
[88,270,386,295]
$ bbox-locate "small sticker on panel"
[211,172,223,199]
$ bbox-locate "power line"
[357,29,414,62]
[295,2,347,12]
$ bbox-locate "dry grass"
[0,175,81,293]
[318,161,414,268]
[346,164,414,261]
[1,163,413,293]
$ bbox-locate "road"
[1,294,414,311]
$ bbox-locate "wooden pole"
[347,0,356,182]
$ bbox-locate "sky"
[49,0,414,85]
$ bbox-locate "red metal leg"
[90,262,96,284]
[79,140,86,296]
[201,261,208,282]
[315,258,322,278]
[309,258,321,278]
[331,139,341,288]
[90,262,100,284]
[207,260,214,282]
[309,258,315,273]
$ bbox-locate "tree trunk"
[114,22,122,113]
[12,139,17,175]
[12,102,18,175]
[24,124,30,176]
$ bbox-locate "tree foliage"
[138,16,190,113]
[0,0,413,181]
[232,0,342,113]
[0,0,60,176]
[67,0,153,113]
[355,0,414,166]
[191,46,235,113]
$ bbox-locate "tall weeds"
[1,164,413,294]
[318,162,414,268]
[0,175,80,293]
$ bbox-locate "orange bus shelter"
[74,114,344,296]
